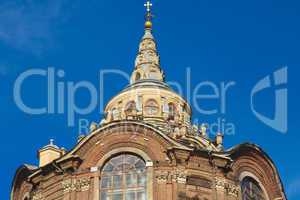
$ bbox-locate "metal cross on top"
[144,1,153,13]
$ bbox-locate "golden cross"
[144,1,152,13]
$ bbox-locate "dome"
[104,79,192,130]
[100,23,193,136]
[99,6,213,146]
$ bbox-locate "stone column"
[146,161,154,200]
[92,170,100,200]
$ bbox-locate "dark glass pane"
[135,160,145,170]
[126,173,137,187]
[125,192,135,200]
[111,155,123,166]
[103,163,114,172]
[101,176,112,189]
[137,192,146,200]
[137,173,146,186]
[101,192,108,200]
[126,154,137,164]
[113,175,122,188]
[112,193,123,200]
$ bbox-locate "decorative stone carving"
[171,127,180,139]
[32,191,44,200]
[173,170,187,184]
[215,178,226,191]
[227,185,239,197]
[156,170,187,184]
[156,171,169,183]
[215,177,239,197]
[62,178,90,193]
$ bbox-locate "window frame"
[144,99,159,116]
[96,148,154,200]
[239,172,269,200]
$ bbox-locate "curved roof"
[10,164,37,200]
[225,143,287,199]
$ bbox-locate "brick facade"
[11,122,286,200]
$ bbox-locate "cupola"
[38,139,64,167]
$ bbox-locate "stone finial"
[200,123,208,137]
[77,134,85,143]
[100,118,106,126]
[192,125,198,135]
[215,132,224,150]
[89,122,98,132]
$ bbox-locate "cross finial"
[144,1,152,13]
[49,139,54,145]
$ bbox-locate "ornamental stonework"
[156,169,187,184]
[32,191,44,200]
[62,178,91,193]
[215,177,239,197]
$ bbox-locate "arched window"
[241,177,267,200]
[125,101,137,116]
[168,103,176,120]
[145,99,159,115]
[148,71,159,79]
[111,108,119,120]
[135,72,141,81]
[100,154,147,200]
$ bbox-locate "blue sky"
[0,0,299,199]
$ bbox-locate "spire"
[130,1,164,84]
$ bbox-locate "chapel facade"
[11,2,286,200]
